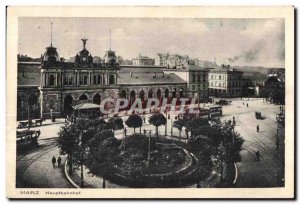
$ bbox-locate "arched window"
[156,89,161,99]
[139,90,145,100]
[165,89,169,98]
[79,94,88,100]
[49,74,55,86]
[119,90,127,99]
[93,93,101,104]
[179,89,184,97]
[130,90,136,99]
[64,95,73,115]
[148,89,154,98]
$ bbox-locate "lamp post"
[218,141,225,182]
[143,129,152,161]
[27,101,31,130]
[124,128,127,151]
[165,110,167,137]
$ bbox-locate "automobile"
[215,99,232,105]
[255,111,264,120]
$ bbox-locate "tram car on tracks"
[208,106,223,119]
[17,129,41,147]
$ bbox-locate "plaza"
[16,97,285,188]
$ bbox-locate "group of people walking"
[52,156,62,168]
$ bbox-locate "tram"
[17,129,40,147]
[208,106,223,119]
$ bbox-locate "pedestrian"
[247,103,249,107]
[52,156,56,168]
[255,151,260,161]
[256,125,260,133]
[243,102,244,105]
[57,156,62,167]
[143,116,146,124]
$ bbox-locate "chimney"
[130,72,133,77]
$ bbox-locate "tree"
[57,124,80,175]
[185,117,210,138]
[85,130,121,188]
[173,119,186,141]
[58,118,108,187]
[125,114,143,133]
[108,116,124,131]
[148,113,167,138]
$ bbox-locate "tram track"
[234,114,282,184]
[16,140,59,187]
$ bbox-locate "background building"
[132,54,155,66]
[155,53,189,69]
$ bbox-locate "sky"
[18,17,285,67]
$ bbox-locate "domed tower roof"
[42,45,60,62]
[75,38,93,68]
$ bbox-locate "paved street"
[16,98,284,188]
[16,120,72,188]
[221,98,284,187]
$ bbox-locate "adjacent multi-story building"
[263,74,285,104]
[208,64,243,97]
[163,64,209,100]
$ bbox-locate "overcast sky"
[18,17,284,67]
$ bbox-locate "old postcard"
[6,6,294,199]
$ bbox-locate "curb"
[232,162,238,185]
[64,158,80,188]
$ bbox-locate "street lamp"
[123,128,127,151]
[143,129,152,161]
[164,110,168,137]
[26,100,31,130]
[218,141,226,182]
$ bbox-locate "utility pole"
[50,22,53,47]
[276,122,280,186]
[143,129,153,161]
[148,130,152,161]
[27,101,30,130]
[109,29,111,51]
[165,111,167,137]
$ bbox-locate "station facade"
[17,39,212,120]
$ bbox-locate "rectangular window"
[80,74,88,85]
[64,75,73,85]
[93,74,102,85]
[97,75,101,84]
[109,74,115,85]
[192,74,196,82]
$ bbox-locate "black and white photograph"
[6,6,294,199]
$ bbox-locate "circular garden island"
[86,131,213,188]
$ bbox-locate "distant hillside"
[234,66,285,82]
